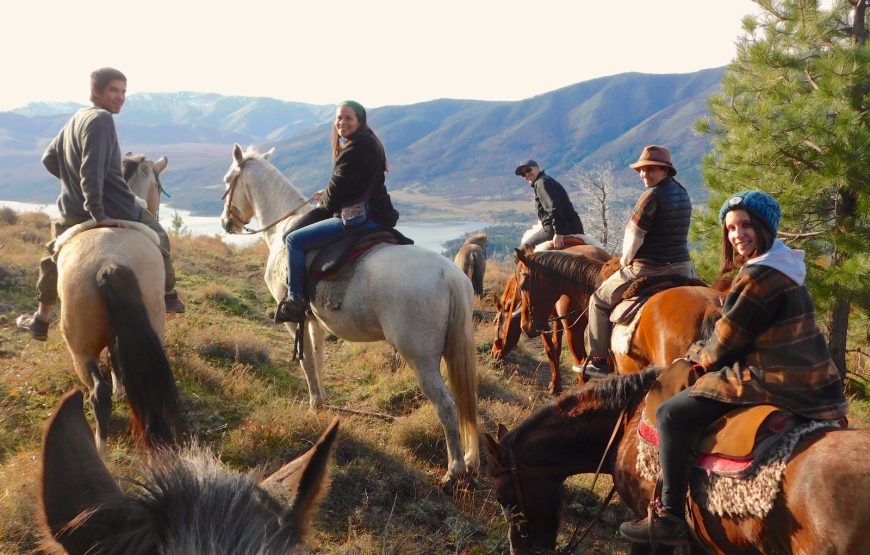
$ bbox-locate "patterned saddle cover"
[639,360,803,476]
[305,228,413,295]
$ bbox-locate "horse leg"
[108,342,126,399]
[402,352,463,484]
[72,356,112,456]
[292,319,326,408]
[541,326,562,396]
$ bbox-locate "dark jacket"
[532,172,584,235]
[631,177,691,264]
[319,128,398,228]
[691,264,847,420]
[42,107,140,224]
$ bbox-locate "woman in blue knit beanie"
[619,190,847,546]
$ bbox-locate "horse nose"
[524,326,539,339]
[220,217,235,233]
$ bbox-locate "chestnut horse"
[491,244,610,395]
[515,250,723,376]
[485,370,870,554]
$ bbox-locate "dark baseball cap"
[514,159,539,176]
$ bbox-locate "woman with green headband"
[619,190,847,546]
[275,100,399,323]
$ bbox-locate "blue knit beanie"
[719,191,781,234]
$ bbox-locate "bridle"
[221,158,314,235]
[518,268,589,336]
[491,408,629,555]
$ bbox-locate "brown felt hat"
[629,145,677,176]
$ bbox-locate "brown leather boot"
[619,499,690,546]
[275,297,308,324]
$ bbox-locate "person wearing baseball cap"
[584,145,698,378]
[619,190,846,545]
[514,159,585,250]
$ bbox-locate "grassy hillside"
[1,211,867,553]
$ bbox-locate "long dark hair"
[717,210,774,277]
[330,110,388,172]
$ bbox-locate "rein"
[222,158,315,235]
[519,269,589,335]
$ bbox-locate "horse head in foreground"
[485,370,870,555]
[220,144,479,484]
[123,153,168,218]
[40,389,339,555]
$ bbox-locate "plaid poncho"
[691,264,847,421]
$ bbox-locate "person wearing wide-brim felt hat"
[583,144,698,378]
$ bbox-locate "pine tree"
[695,0,870,377]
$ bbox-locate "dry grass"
[1,212,865,554]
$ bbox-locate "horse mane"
[70,445,297,554]
[122,153,146,181]
[510,368,660,441]
[526,251,605,291]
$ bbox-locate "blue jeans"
[285,216,380,301]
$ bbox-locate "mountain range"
[0,68,724,220]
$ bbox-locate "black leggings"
[655,388,734,517]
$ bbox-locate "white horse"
[123,153,168,218]
[219,144,479,483]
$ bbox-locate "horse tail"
[470,250,485,296]
[444,272,480,472]
[96,264,180,448]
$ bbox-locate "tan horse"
[56,222,180,453]
[454,232,487,296]
[123,153,168,218]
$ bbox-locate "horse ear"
[153,156,168,175]
[497,423,509,441]
[41,390,124,553]
[494,294,503,312]
[262,147,276,160]
[483,433,503,467]
[260,418,339,532]
[233,143,245,164]
[514,248,526,263]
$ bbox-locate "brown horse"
[454,232,488,296]
[491,244,610,395]
[515,250,723,376]
[485,370,870,554]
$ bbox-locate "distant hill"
[0,69,724,218]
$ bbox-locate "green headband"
[338,100,366,124]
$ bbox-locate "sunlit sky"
[1,0,762,112]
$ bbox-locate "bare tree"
[567,162,633,253]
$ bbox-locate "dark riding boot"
[164,290,186,314]
[275,296,309,324]
[584,356,612,379]
[619,500,690,546]
[16,311,49,341]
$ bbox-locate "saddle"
[638,360,803,476]
[610,273,707,325]
[304,227,413,297]
[53,219,160,253]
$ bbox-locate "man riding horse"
[16,67,184,341]
[584,145,698,377]
[514,159,585,251]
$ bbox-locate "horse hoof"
[548,383,562,396]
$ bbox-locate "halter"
[221,157,315,235]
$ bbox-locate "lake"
[0,200,486,255]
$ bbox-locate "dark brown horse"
[485,370,870,554]
[492,244,610,394]
[454,232,488,296]
[515,250,723,376]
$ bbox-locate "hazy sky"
[1,0,761,111]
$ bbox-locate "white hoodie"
[744,239,806,286]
